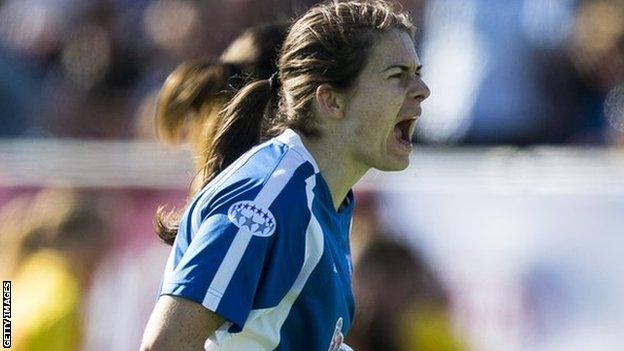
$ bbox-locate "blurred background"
[0,0,623,350]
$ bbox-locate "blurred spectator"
[2,0,622,146]
[349,190,382,264]
[0,188,110,351]
[347,190,464,350]
[78,189,182,351]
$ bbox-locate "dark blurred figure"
[0,188,110,351]
[0,0,70,137]
[0,51,39,136]
[347,238,465,351]
[567,0,624,144]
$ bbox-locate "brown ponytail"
[201,79,275,184]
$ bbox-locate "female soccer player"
[141,0,430,350]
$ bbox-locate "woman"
[141,0,430,350]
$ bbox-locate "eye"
[389,71,407,79]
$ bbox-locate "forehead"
[365,30,420,70]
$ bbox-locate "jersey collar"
[276,128,355,215]
[275,128,320,173]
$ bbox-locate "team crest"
[327,317,344,351]
[227,201,276,237]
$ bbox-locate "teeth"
[408,119,417,137]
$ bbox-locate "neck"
[299,134,368,210]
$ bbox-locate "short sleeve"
[160,200,279,330]
[160,151,315,332]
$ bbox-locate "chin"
[375,157,410,172]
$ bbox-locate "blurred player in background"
[141,0,429,349]
[348,238,465,351]
[345,191,465,351]
[0,189,109,351]
[154,23,288,172]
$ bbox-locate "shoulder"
[184,140,316,237]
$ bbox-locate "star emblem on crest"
[228,200,277,237]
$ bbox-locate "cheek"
[350,93,379,135]
[377,84,405,113]
[349,84,404,136]
[353,121,370,139]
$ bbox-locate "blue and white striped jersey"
[158,128,356,350]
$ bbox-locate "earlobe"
[315,84,344,120]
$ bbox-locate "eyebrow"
[383,64,423,73]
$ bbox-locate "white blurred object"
[83,243,170,351]
[417,0,485,143]
[418,0,576,144]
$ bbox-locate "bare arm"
[140,295,225,351]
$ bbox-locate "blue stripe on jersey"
[276,174,355,351]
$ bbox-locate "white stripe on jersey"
[191,142,268,235]
[276,128,320,173]
[207,174,325,350]
[162,245,177,293]
[202,228,254,310]
[202,150,307,310]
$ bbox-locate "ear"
[314,84,345,120]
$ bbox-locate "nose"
[410,76,430,102]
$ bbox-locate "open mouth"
[394,118,416,147]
